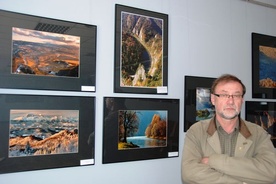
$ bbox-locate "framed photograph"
[102,97,179,164]
[252,33,276,99]
[114,4,168,94]
[184,76,216,132]
[0,9,97,92]
[245,101,276,147]
[0,94,95,174]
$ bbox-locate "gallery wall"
[0,0,275,184]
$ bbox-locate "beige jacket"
[181,117,276,184]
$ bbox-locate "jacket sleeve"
[181,124,243,184]
[209,128,276,184]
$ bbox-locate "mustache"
[223,105,237,110]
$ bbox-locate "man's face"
[211,81,244,120]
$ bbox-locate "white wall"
[0,0,275,184]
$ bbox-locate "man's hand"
[201,157,209,165]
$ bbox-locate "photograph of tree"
[245,101,276,147]
[12,27,80,78]
[118,110,167,150]
[103,97,179,164]
[196,87,215,121]
[119,11,164,88]
[258,45,276,89]
[9,110,79,157]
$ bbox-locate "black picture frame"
[0,94,95,174]
[0,9,97,92]
[252,33,276,99]
[102,97,179,164]
[245,101,276,147]
[184,75,215,132]
[114,4,168,94]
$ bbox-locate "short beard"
[217,110,240,120]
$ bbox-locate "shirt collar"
[215,119,239,133]
[207,115,251,138]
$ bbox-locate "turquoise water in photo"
[127,136,166,148]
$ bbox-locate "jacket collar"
[207,115,251,138]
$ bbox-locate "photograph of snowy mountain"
[9,110,79,157]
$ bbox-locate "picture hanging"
[0,94,95,174]
[245,101,276,147]
[114,4,168,94]
[252,33,276,99]
[0,9,97,92]
[102,97,179,164]
[184,75,215,132]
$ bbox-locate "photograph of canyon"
[9,110,79,157]
[12,27,80,78]
[120,12,164,88]
[246,102,276,147]
[258,45,276,88]
[117,110,167,150]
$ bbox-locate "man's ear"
[210,94,215,106]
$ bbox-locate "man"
[181,74,276,184]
